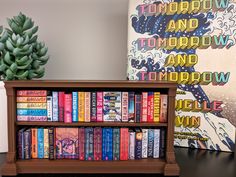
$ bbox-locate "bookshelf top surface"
[4,80,177,88]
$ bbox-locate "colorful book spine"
[64,93,72,123]
[17,116,47,122]
[23,129,31,160]
[84,92,91,122]
[72,92,78,122]
[153,129,160,159]
[97,92,103,122]
[47,95,53,121]
[159,129,166,158]
[91,92,97,122]
[58,92,64,122]
[17,103,47,109]
[79,128,85,160]
[17,90,47,97]
[85,128,94,160]
[48,127,54,160]
[141,92,148,122]
[129,131,135,160]
[135,94,142,123]
[38,128,44,159]
[44,128,49,159]
[148,129,154,157]
[78,92,85,122]
[102,128,113,160]
[16,97,47,103]
[113,128,120,160]
[121,92,129,122]
[128,92,135,122]
[153,92,160,122]
[147,92,154,122]
[135,129,142,160]
[120,128,129,160]
[18,129,24,159]
[31,128,38,159]
[141,129,148,158]
[52,91,59,121]
[17,109,47,116]
[94,127,102,160]
[160,95,168,123]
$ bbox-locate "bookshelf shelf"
[1,80,180,176]
[16,122,168,127]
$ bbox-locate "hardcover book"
[141,92,148,122]
[121,92,129,122]
[31,128,38,159]
[17,109,47,116]
[78,128,85,160]
[23,129,31,160]
[64,93,72,123]
[102,128,113,160]
[52,91,59,122]
[113,128,120,160]
[47,95,53,121]
[160,95,168,123]
[153,129,160,158]
[17,103,47,109]
[17,90,47,97]
[17,129,25,159]
[44,128,49,159]
[37,128,44,159]
[97,92,103,122]
[135,129,142,159]
[120,128,129,160]
[58,92,65,122]
[129,131,135,160]
[94,127,102,160]
[72,92,78,122]
[147,92,154,122]
[153,92,160,122]
[141,129,148,158]
[91,92,97,122]
[78,92,85,122]
[128,92,135,122]
[85,127,94,160]
[17,116,47,122]
[160,129,166,158]
[135,94,142,122]
[48,127,54,160]
[16,97,47,103]
[84,92,91,122]
[147,129,154,157]
[103,92,121,122]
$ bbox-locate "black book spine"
[48,127,54,160]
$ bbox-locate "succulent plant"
[0,12,49,80]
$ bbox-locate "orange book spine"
[31,128,38,159]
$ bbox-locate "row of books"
[18,127,166,160]
[16,90,168,123]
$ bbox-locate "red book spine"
[160,95,168,123]
[122,92,128,122]
[79,128,85,160]
[120,128,129,160]
[141,92,148,122]
[97,92,103,122]
[64,93,72,123]
[147,92,154,122]
[94,127,102,160]
[17,90,47,97]
[58,92,64,122]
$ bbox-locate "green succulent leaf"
[17,58,32,69]
[6,69,14,80]
[23,18,34,31]
[0,26,3,34]
[0,63,7,72]
[13,48,22,56]
[0,31,9,43]
[16,56,29,65]
[38,47,48,56]
[29,35,37,44]
[10,63,17,73]
[6,40,14,51]
[0,42,4,51]
[15,70,28,79]
[10,21,22,34]
[4,52,13,65]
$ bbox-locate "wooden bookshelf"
[1,80,180,176]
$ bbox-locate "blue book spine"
[38,128,44,159]
[103,128,113,160]
[18,129,25,159]
[17,109,47,116]
[107,128,113,160]
[72,92,78,122]
[85,128,94,160]
[148,129,154,157]
[52,91,59,121]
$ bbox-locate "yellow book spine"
[17,103,47,109]
[78,92,85,122]
[153,92,160,122]
[44,129,49,159]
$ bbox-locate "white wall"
[0,0,129,152]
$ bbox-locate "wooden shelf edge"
[16,122,168,127]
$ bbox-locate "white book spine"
[142,129,148,158]
[47,96,52,121]
[153,129,160,158]
[129,132,135,160]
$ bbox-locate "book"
[120,128,129,160]
[103,92,121,121]
[102,128,113,160]
[52,92,59,122]
[113,128,120,160]
[44,128,49,159]
[121,92,129,122]
[84,92,91,122]
[85,127,94,160]
[153,92,160,122]
[160,95,168,123]
[94,127,102,160]
[17,109,47,116]
[129,131,135,160]
[48,127,54,160]
[37,128,44,159]
[17,129,25,159]
[159,129,166,158]
[135,129,142,159]
[23,129,31,160]
[78,92,85,122]
[47,95,53,121]
[17,103,47,109]
[97,92,103,122]
[128,92,135,122]
[17,116,47,122]
[141,129,148,158]
[141,92,148,122]
[31,128,38,158]
[135,94,142,122]
[58,92,65,122]
[16,97,47,103]
[78,128,85,160]
[148,129,154,157]
[91,92,97,122]
[17,90,47,97]
[64,93,72,123]
[72,92,78,122]
[147,92,154,122]
[153,129,160,158]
